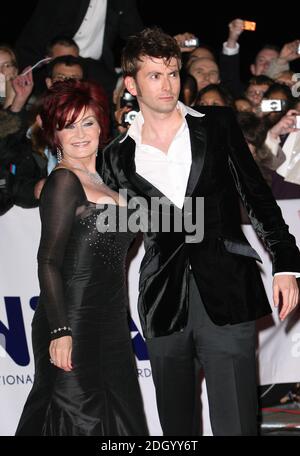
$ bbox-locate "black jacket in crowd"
[0,110,47,215]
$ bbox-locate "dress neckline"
[52,167,120,207]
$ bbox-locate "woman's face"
[198,89,225,107]
[0,50,17,80]
[56,107,101,161]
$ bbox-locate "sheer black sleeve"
[37,169,83,340]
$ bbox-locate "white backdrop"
[0,200,299,436]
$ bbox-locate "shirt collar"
[119,101,205,144]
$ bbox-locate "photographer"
[264,108,300,194]
[113,82,139,135]
[244,75,273,115]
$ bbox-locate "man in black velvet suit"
[101,28,300,436]
[15,0,143,97]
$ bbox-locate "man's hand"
[174,32,198,53]
[114,106,130,134]
[279,40,300,64]
[269,109,300,140]
[227,18,244,47]
[273,275,299,321]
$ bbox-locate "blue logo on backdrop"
[129,318,149,361]
[0,296,148,366]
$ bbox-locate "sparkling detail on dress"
[78,206,130,270]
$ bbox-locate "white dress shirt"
[222,42,240,56]
[121,101,204,209]
[73,0,107,59]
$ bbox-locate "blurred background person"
[194,83,234,107]
[15,0,143,100]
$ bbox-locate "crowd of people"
[1,1,300,437]
[1,9,300,213]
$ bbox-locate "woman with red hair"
[16,80,148,436]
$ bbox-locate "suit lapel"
[119,113,207,202]
[185,114,207,197]
[120,136,167,200]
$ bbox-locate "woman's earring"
[57,148,62,163]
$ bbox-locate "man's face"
[245,83,269,107]
[251,48,279,76]
[46,63,83,87]
[125,56,181,115]
[188,58,220,91]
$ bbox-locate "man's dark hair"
[46,36,79,56]
[47,55,85,78]
[121,27,182,78]
[259,44,281,54]
[247,75,274,88]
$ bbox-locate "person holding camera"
[264,101,300,196]
[101,27,300,436]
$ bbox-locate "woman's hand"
[49,335,72,372]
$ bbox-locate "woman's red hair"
[40,79,110,150]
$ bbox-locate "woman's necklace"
[69,165,104,185]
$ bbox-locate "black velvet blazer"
[101,106,300,339]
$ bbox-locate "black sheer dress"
[15,168,148,436]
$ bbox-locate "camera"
[123,110,139,125]
[243,21,256,31]
[183,38,199,48]
[261,99,284,112]
[120,90,139,126]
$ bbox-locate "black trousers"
[146,272,258,436]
